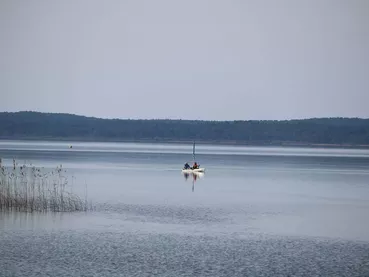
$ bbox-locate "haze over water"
[1,141,369,276]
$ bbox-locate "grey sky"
[1,0,368,120]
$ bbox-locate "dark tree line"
[1,111,369,145]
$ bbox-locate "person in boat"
[184,162,190,169]
[192,162,199,169]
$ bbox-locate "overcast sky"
[1,0,368,120]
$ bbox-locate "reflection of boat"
[182,141,206,173]
[182,171,204,192]
[182,171,205,179]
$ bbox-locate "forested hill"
[1,111,369,146]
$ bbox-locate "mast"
[192,141,196,162]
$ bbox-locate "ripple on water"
[92,202,232,224]
[1,230,369,277]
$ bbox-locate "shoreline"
[1,137,369,149]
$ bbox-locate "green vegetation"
[0,161,88,212]
[1,111,369,146]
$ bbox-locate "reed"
[0,161,88,212]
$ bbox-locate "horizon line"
[1,110,369,122]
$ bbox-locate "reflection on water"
[0,210,67,230]
[182,172,205,192]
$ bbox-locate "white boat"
[182,141,206,173]
[181,168,205,173]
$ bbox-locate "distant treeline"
[1,111,369,146]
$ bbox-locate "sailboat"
[181,141,205,173]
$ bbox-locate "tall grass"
[0,161,88,212]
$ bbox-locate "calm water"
[1,140,369,276]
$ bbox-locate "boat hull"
[181,168,205,173]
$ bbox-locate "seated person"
[192,162,198,169]
[184,162,190,169]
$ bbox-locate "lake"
[1,140,369,276]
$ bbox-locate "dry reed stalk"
[0,160,88,212]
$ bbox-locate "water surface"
[1,141,369,276]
